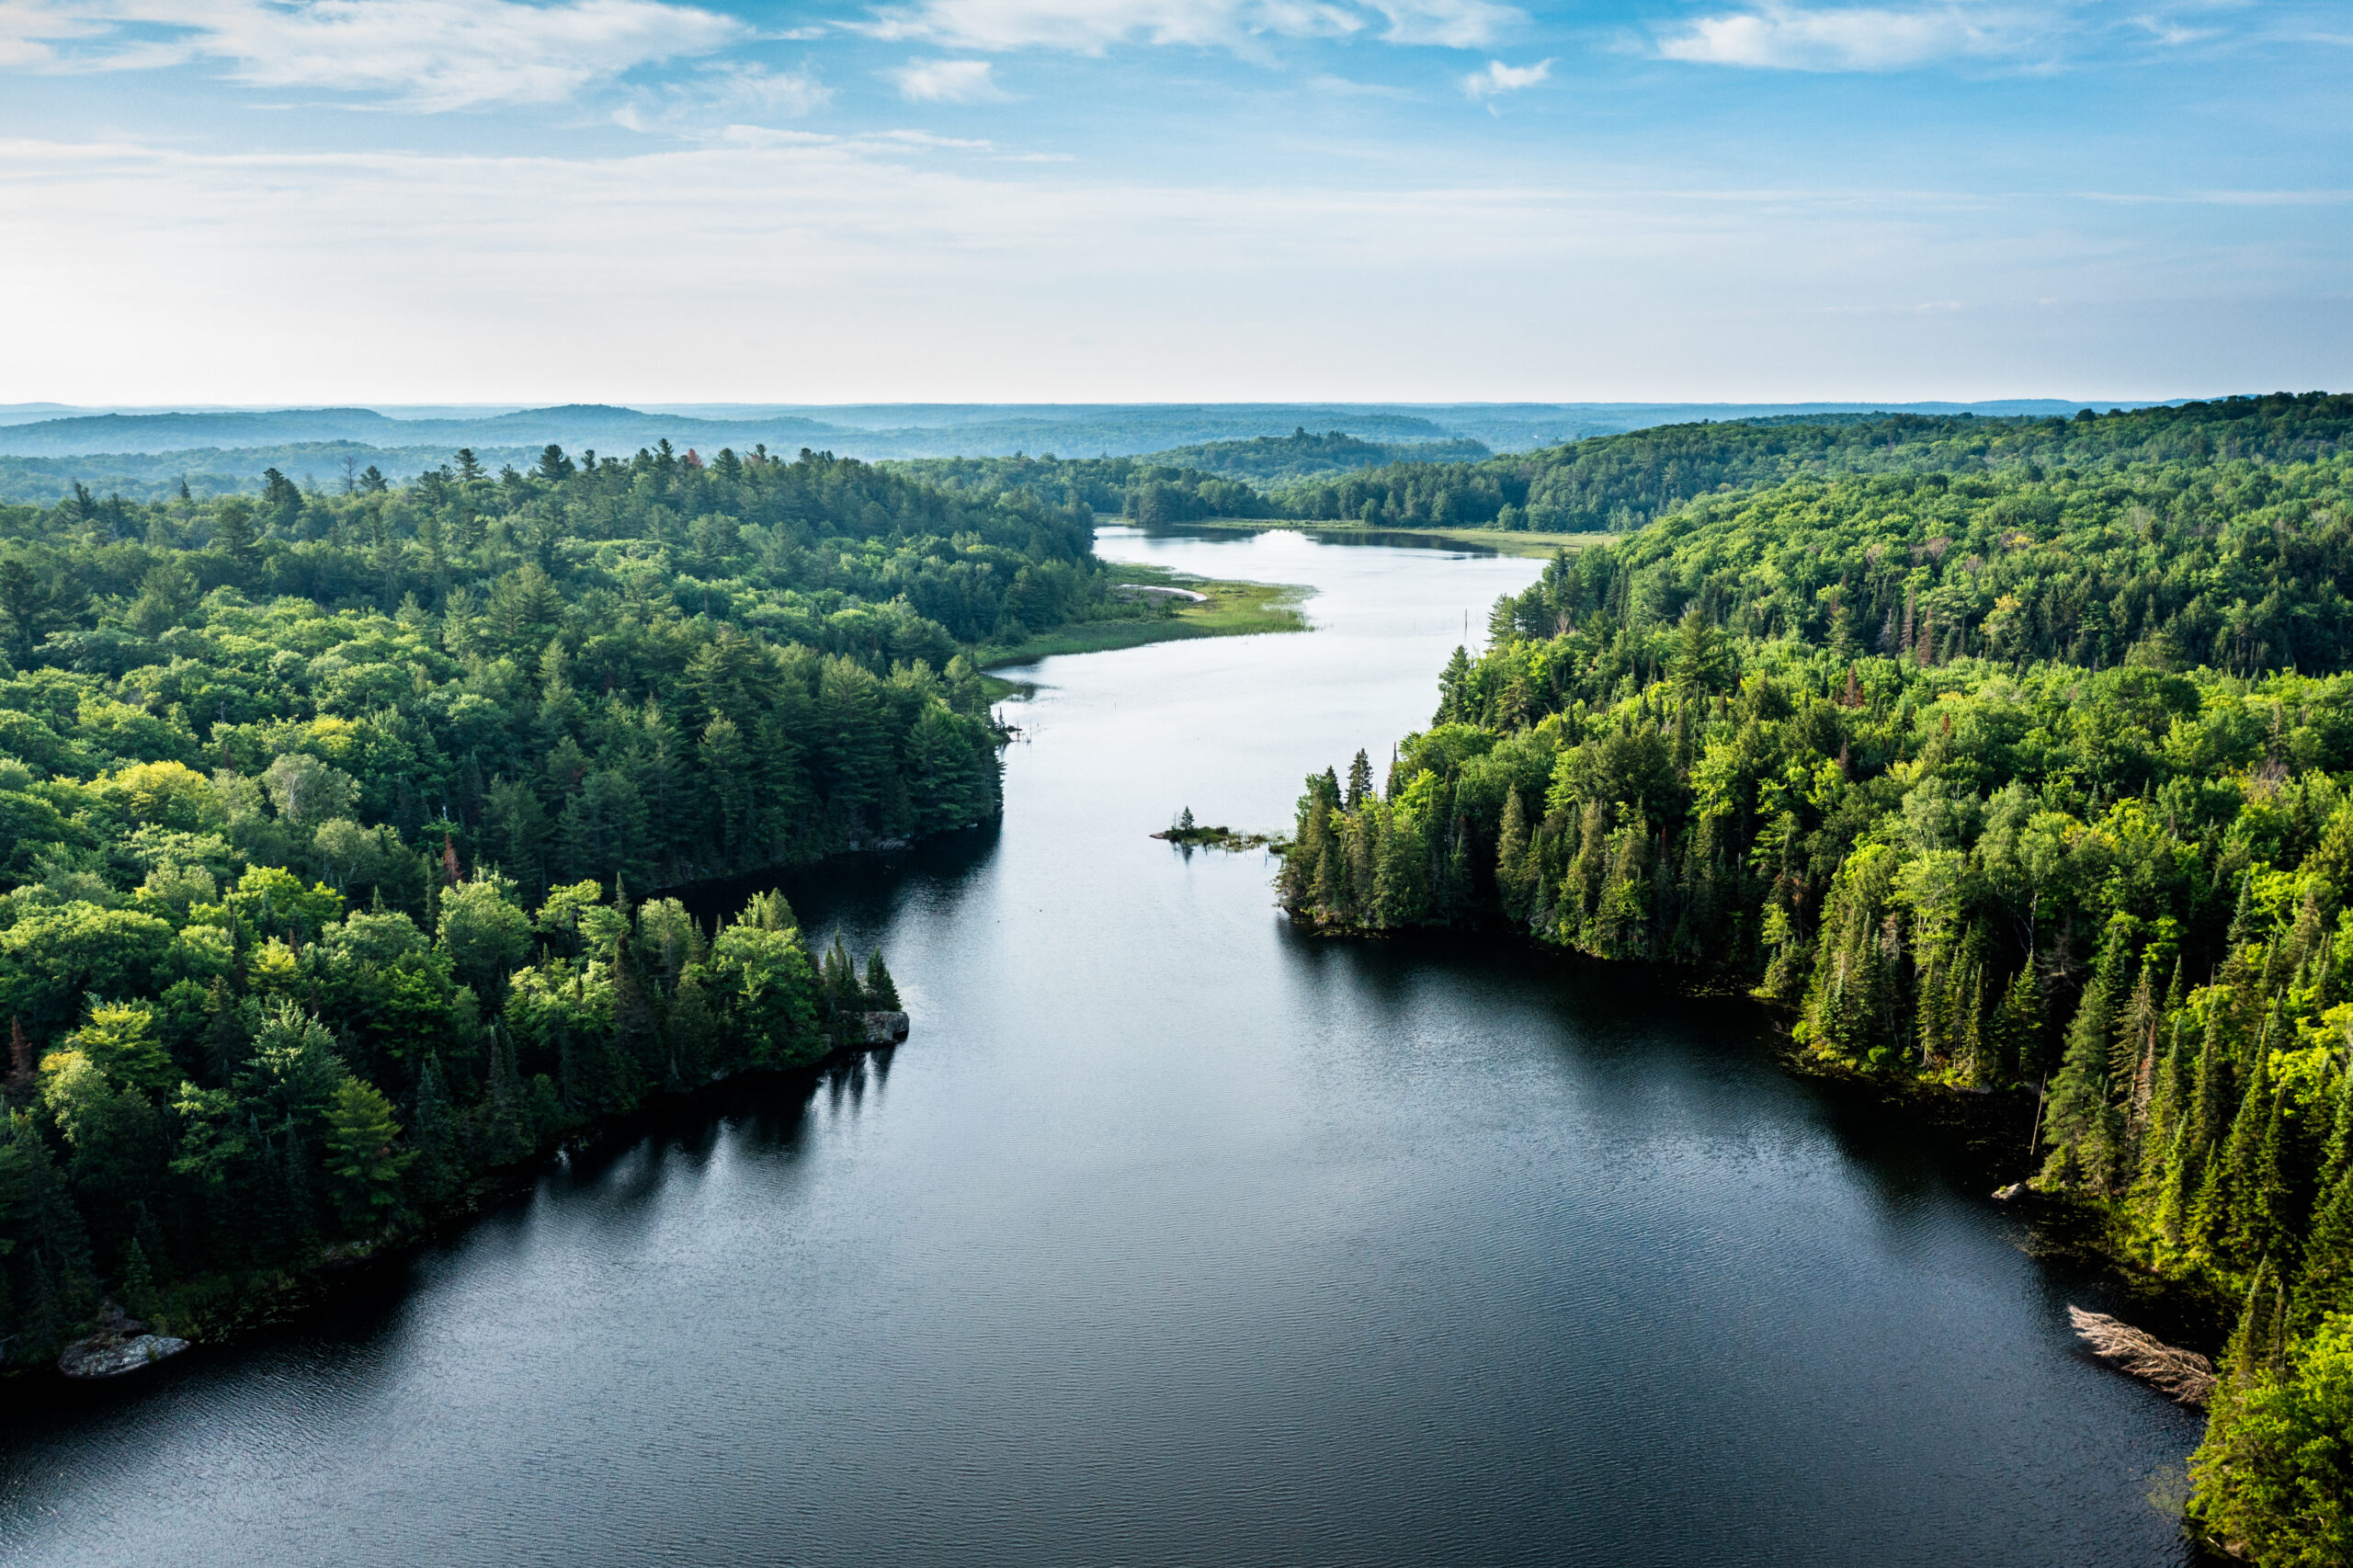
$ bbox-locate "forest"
[0,438,1145,1365]
[1269,392,2353,536]
[1277,406,2353,1564]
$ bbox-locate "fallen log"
[2069,1305,2215,1406]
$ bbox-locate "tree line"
[1267,393,2353,536]
[1278,426,2353,1563]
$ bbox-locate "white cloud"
[1656,3,2048,72]
[889,57,1010,101]
[614,62,830,135]
[0,0,746,109]
[1371,0,1518,48]
[1462,56,1547,97]
[706,62,832,117]
[860,0,1518,53]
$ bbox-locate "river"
[0,526,2202,1567]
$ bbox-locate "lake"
[0,525,2202,1567]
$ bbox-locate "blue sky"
[0,1,2346,403]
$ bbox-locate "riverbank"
[13,1019,908,1385]
[1284,901,2234,1367]
[977,562,1309,671]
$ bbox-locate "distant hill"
[1142,428,1490,483]
[0,397,2208,504]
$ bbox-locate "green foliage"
[1271,394,2353,536]
[1279,402,2353,1562]
[321,1076,408,1233]
[2193,1310,2353,1565]
[0,443,1070,1364]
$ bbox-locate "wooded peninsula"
[0,438,1229,1364]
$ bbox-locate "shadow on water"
[1275,915,2227,1352]
[673,820,1004,934]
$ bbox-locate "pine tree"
[407,1056,460,1205]
[2224,1256,2290,1384]
[119,1236,158,1321]
[2112,964,2163,1160]
[1992,965,2041,1085]
[1313,839,1342,920]
[1435,646,1473,723]
[2188,1144,2232,1256]
[2043,923,2133,1190]
[2296,1159,2353,1325]
[1955,962,1987,1086]
[2223,1050,2278,1267]
[484,1024,531,1165]
[863,949,901,1011]
[1495,790,1535,926]
[1345,749,1373,812]
[1286,791,1332,911]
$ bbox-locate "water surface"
[0,527,2201,1567]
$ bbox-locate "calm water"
[0,527,2202,1567]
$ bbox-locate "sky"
[0,0,2347,404]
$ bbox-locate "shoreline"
[1137,517,1619,560]
[1282,909,2233,1356]
[5,1030,904,1395]
[976,562,1311,673]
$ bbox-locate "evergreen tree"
[2224,1051,2279,1267]
[862,949,901,1011]
[1495,789,1535,926]
[2044,924,2133,1190]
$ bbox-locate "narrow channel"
[0,527,2200,1567]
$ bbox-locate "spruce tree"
[408,1056,459,1205]
[1495,790,1535,926]
[2296,1160,2353,1325]
[1992,966,2040,1085]
[2224,1256,2290,1384]
[119,1236,157,1321]
[2223,1050,2278,1267]
[2044,925,2133,1190]
[863,949,901,1011]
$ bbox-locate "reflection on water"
[0,528,2200,1568]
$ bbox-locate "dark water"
[0,528,2201,1567]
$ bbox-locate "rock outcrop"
[57,1304,188,1379]
[861,1010,911,1046]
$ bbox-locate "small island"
[1152,808,1278,852]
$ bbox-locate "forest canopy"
[0,438,1144,1369]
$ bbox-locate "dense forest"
[1134,427,1490,483]
[1278,407,2353,1563]
[895,451,1283,526]
[0,439,1146,1365]
[1271,393,2353,536]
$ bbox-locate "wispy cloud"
[2,133,2339,403]
[614,62,830,135]
[0,0,746,109]
[1462,56,1548,97]
[1307,72,1416,97]
[888,57,1010,101]
[859,0,1519,54]
[1656,3,2051,73]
